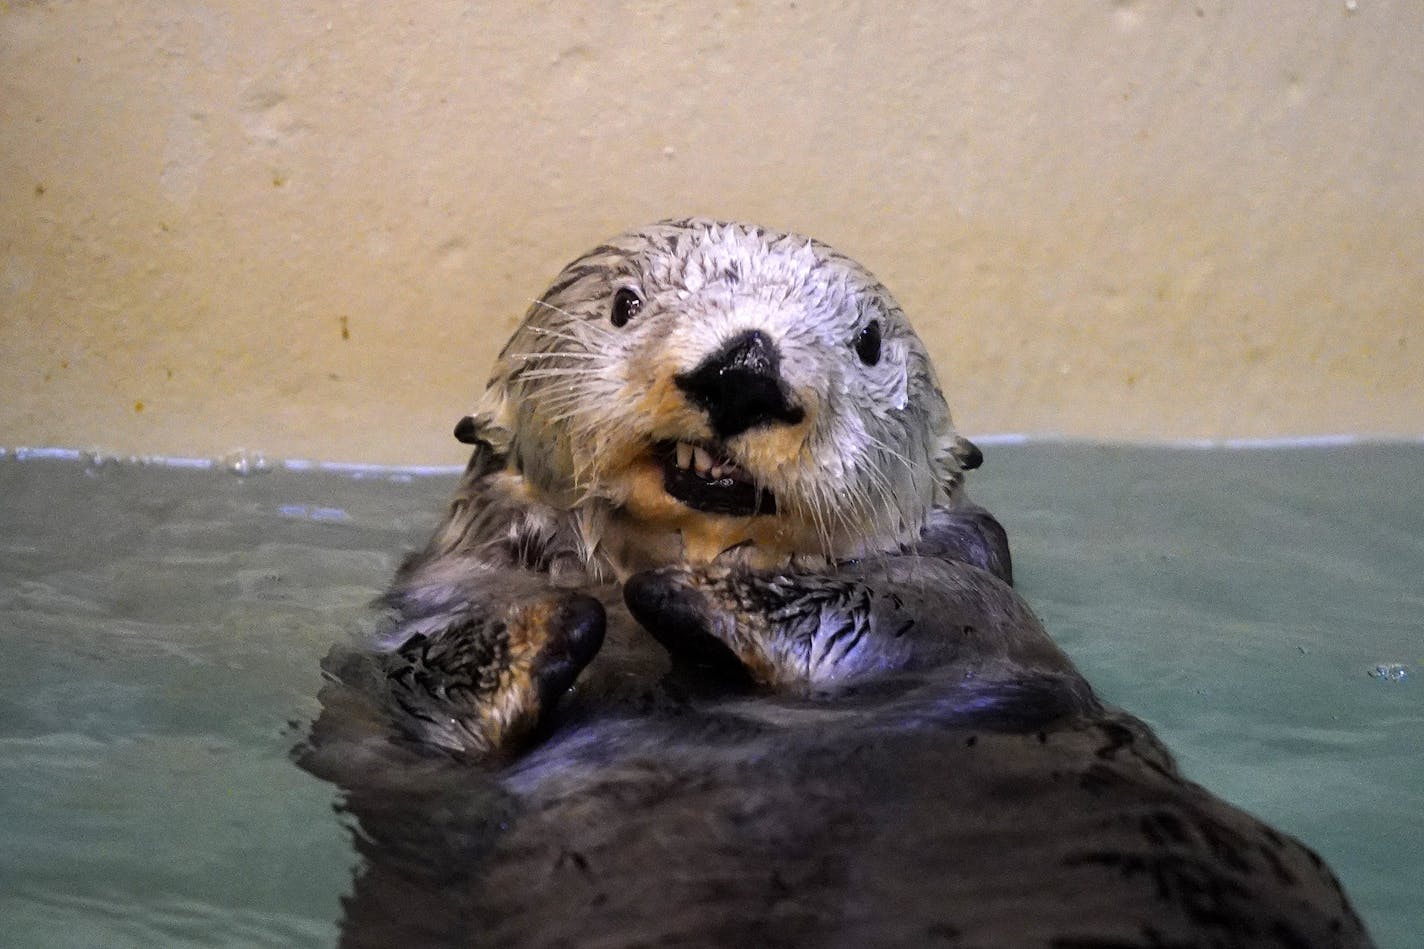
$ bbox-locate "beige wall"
[2,1,1420,465]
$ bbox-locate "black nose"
[674,330,805,440]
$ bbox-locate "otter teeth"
[673,441,744,481]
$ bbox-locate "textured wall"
[2,1,1420,464]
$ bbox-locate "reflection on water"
[0,444,1419,946]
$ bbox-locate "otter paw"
[383,591,605,758]
[625,566,888,689]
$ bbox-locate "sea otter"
[298,219,1372,948]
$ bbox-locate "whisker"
[800,481,835,564]
[525,303,617,347]
[529,299,580,320]
[522,323,597,346]
[506,351,602,362]
[863,430,918,481]
[513,368,601,381]
[861,459,900,530]
[825,481,862,559]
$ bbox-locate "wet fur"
[447,218,982,574]
[298,220,1372,947]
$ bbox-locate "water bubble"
[1368,663,1408,682]
[222,449,272,477]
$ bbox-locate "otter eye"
[854,320,882,366]
[611,287,642,327]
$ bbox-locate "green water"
[0,444,1419,947]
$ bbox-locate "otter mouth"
[654,440,777,517]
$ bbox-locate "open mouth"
[654,440,777,517]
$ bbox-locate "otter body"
[300,220,1372,947]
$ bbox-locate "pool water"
[0,443,1419,947]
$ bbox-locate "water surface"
[0,444,1418,946]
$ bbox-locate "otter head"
[464,219,977,574]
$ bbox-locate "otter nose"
[674,330,805,440]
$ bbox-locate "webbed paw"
[916,506,1014,585]
[383,591,605,758]
[625,566,908,690]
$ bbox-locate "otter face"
[475,219,967,571]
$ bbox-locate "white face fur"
[473,218,968,572]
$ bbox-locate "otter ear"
[460,386,518,452]
[451,411,513,480]
[950,435,984,472]
[929,430,981,505]
[452,410,513,455]
[453,413,506,446]
[453,415,484,444]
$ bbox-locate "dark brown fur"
[296,221,1372,947]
